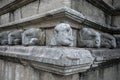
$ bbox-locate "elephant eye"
[66,28,70,32]
[91,35,96,38]
[55,30,59,33]
[26,33,32,36]
[11,35,15,37]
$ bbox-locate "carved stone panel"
[78,28,101,48]
[8,30,23,45]
[50,23,73,46]
[22,28,45,46]
[101,33,116,48]
[114,35,120,48]
[0,31,10,45]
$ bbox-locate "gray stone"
[14,8,22,21]
[0,46,94,75]
[114,35,120,48]
[8,30,23,45]
[113,0,120,9]
[21,0,39,18]
[101,33,116,48]
[71,0,106,26]
[0,13,9,25]
[38,0,71,14]
[0,0,15,8]
[113,16,120,27]
[78,28,101,48]
[22,28,45,46]
[50,23,73,46]
[0,31,10,45]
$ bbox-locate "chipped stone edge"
[0,46,94,75]
[0,0,36,16]
[0,7,120,34]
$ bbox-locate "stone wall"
[0,59,120,80]
[0,0,120,80]
[71,0,106,26]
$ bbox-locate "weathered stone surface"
[0,13,9,24]
[38,0,71,14]
[22,28,45,46]
[8,30,23,45]
[113,16,120,27]
[21,0,39,18]
[113,0,120,9]
[0,31,10,45]
[0,46,94,75]
[114,35,120,48]
[46,29,54,46]
[50,23,73,46]
[103,0,113,5]
[78,28,101,48]
[0,0,15,8]
[101,33,116,48]
[89,49,120,62]
[71,0,106,26]
[14,8,22,21]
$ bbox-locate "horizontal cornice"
[86,0,120,16]
[0,7,120,34]
[0,0,36,16]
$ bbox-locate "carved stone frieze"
[22,28,45,46]
[8,30,23,45]
[50,23,73,46]
[78,28,101,48]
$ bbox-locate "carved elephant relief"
[0,31,10,45]
[22,28,45,46]
[101,33,116,48]
[78,28,101,48]
[8,30,23,45]
[50,23,73,46]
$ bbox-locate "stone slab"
[89,49,120,62]
[0,7,120,34]
[0,46,94,75]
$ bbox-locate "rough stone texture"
[0,47,120,80]
[101,33,116,48]
[22,28,45,46]
[71,0,106,26]
[14,8,22,21]
[103,0,113,5]
[0,13,9,24]
[8,30,23,45]
[79,62,120,80]
[113,0,120,9]
[45,29,54,46]
[21,0,39,18]
[114,35,120,48]
[0,0,120,80]
[78,28,101,48]
[0,0,15,8]
[90,49,120,61]
[38,0,71,14]
[50,23,73,46]
[0,31,10,45]
[0,46,94,75]
[0,59,80,80]
[113,16,120,27]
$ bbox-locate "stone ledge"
[0,46,94,75]
[0,46,120,75]
[0,7,120,34]
[0,0,36,16]
[86,0,120,16]
[89,49,120,62]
